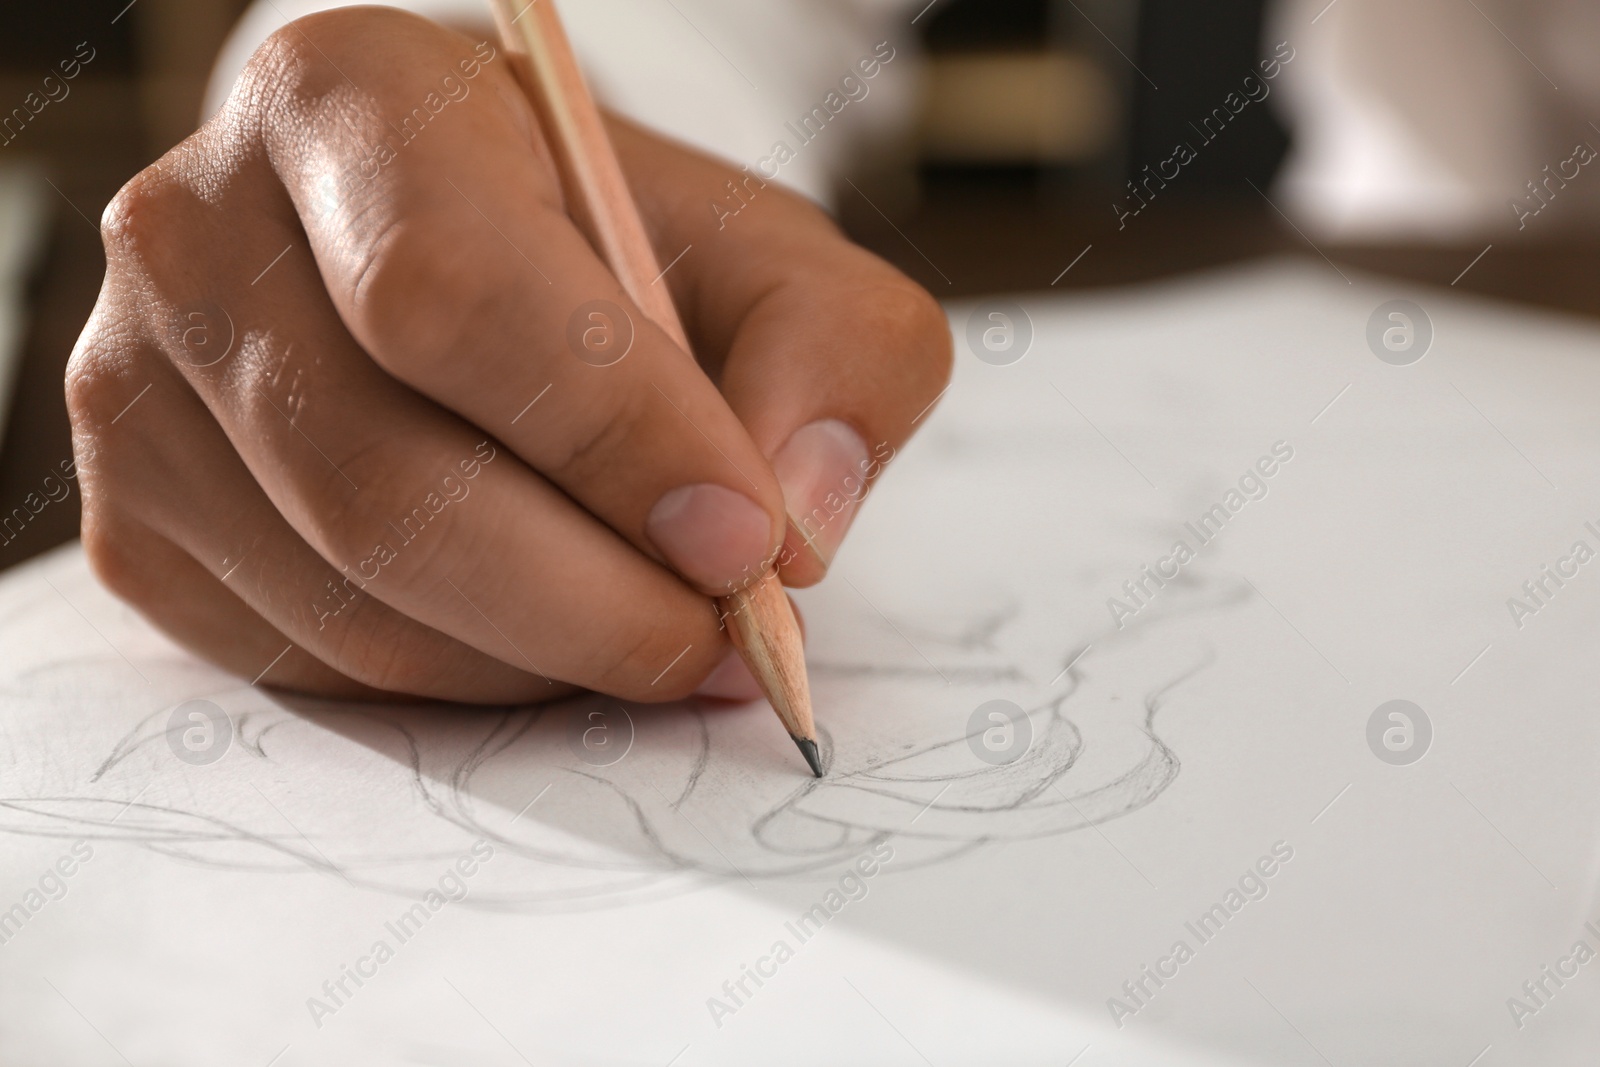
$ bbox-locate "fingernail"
[773,419,871,572]
[692,648,766,702]
[647,483,774,591]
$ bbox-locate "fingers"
[606,117,954,586]
[81,514,395,702]
[70,3,929,713]
[242,9,787,595]
[78,149,738,702]
[66,334,573,703]
[712,270,952,587]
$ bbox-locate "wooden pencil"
[486,0,822,776]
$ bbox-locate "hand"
[65,7,950,704]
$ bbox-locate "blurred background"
[2,0,1598,571]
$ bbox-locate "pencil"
[486,0,822,776]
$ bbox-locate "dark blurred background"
[0,0,1593,571]
[0,0,251,568]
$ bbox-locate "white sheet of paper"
[3,258,1599,1065]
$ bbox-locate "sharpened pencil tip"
[793,736,823,777]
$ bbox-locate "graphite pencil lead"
[793,736,823,777]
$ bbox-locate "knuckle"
[319,597,455,695]
[63,341,110,432]
[64,326,148,435]
[540,383,649,484]
[309,446,452,570]
[592,618,718,702]
[235,7,460,147]
[236,10,379,111]
[80,507,151,607]
[348,222,493,378]
[875,281,953,372]
[308,512,391,583]
[99,166,187,267]
[857,280,953,421]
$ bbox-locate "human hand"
[66,7,950,704]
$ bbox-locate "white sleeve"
[1268,0,1600,239]
[204,0,922,206]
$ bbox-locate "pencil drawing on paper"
[0,562,1248,911]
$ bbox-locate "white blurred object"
[210,0,1600,242]
[206,0,923,206]
[0,165,50,452]
[1269,0,1600,240]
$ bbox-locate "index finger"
[254,8,789,596]
[607,117,954,587]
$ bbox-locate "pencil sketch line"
[651,383,761,491]
[649,783,762,892]
[1053,783,1157,889]
[843,978,937,1067]
[909,783,952,825]
[1310,782,1351,824]
[1310,382,1351,424]
[510,382,552,424]
[40,576,152,686]
[43,978,135,1067]
[1449,782,1557,889]
[1051,643,1092,685]
[510,783,552,824]
[109,781,153,825]
[1241,575,1350,684]
[668,712,713,809]
[1450,383,1557,490]
[1245,178,1352,284]
[250,782,348,881]
[444,176,553,284]
[8,595,1224,907]
[652,644,694,686]
[839,577,951,684]
[1451,643,1492,685]
[1243,977,1337,1067]
[444,977,538,1066]
[844,178,952,285]
[1048,381,1158,489]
